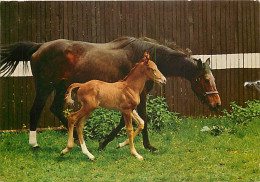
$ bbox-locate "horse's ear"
[186,48,192,57]
[197,59,202,69]
[205,58,210,65]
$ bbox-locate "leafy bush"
[146,95,181,131]
[201,100,260,136]
[83,107,124,139]
[64,95,181,139]
[222,100,260,125]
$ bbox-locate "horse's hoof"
[74,139,81,146]
[89,157,95,161]
[60,151,65,156]
[98,140,105,150]
[145,144,158,152]
[116,144,120,149]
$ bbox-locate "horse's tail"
[65,83,82,105]
[0,42,42,77]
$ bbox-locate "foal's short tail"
[65,83,82,105]
[0,42,42,76]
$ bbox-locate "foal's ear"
[144,52,150,64]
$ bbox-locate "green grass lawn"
[0,118,259,182]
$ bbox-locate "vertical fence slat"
[1,1,259,130]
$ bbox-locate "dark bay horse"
[62,52,166,160]
[0,37,221,151]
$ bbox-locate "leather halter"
[194,77,219,97]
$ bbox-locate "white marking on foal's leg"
[29,131,39,148]
[117,139,129,148]
[81,141,95,160]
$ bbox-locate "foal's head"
[190,58,221,109]
[140,52,167,84]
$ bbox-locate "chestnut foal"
[61,52,166,160]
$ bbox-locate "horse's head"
[190,58,221,110]
[141,52,167,85]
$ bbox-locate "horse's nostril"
[216,103,221,107]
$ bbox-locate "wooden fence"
[0,1,259,130]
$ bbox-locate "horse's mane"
[138,37,192,57]
[109,36,192,57]
[110,36,136,49]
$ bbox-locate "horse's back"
[30,38,135,87]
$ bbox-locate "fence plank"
[0,1,259,130]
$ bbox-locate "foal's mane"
[120,55,149,82]
[120,62,140,82]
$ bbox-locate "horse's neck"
[124,67,147,94]
[177,59,197,81]
[157,52,197,81]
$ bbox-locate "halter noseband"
[204,90,219,96]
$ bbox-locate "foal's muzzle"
[157,76,167,84]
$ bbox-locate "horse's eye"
[205,79,210,83]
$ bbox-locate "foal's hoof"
[89,157,95,161]
[144,144,158,152]
[116,144,121,149]
[32,145,40,149]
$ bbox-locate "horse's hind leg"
[76,111,95,160]
[50,82,68,128]
[50,82,79,143]
[75,100,98,159]
[29,87,53,148]
[61,108,84,155]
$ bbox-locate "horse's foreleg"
[123,112,143,160]
[138,91,158,152]
[29,88,52,148]
[117,110,144,148]
[99,115,125,150]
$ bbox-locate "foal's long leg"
[61,108,85,155]
[117,110,144,148]
[123,112,143,160]
[76,110,95,160]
